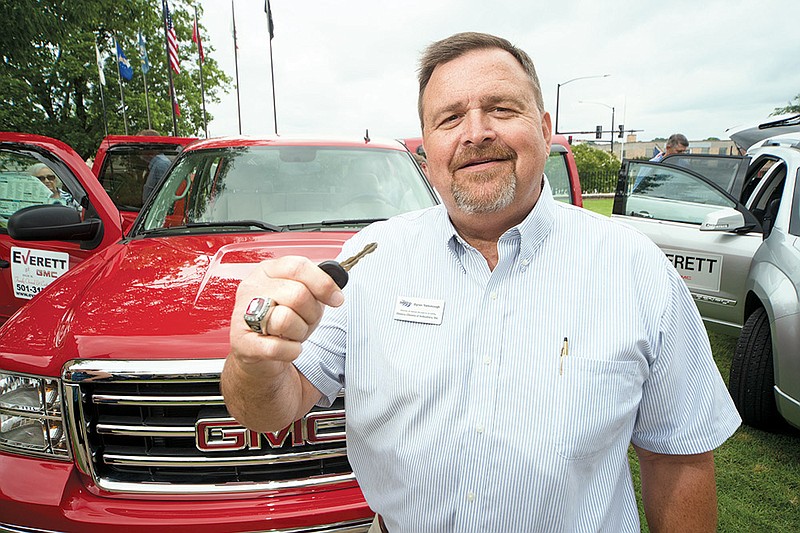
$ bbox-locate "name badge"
[393,296,445,325]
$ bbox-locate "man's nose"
[461,110,496,145]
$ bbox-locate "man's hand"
[221,256,344,433]
[634,445,718,532]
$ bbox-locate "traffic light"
[567,135,573,145]
[618,124,624,138]
[595,125,602,139]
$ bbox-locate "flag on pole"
[115,40,133,81]
[192,14,205,62]
[138,31,150,75]
[166,2,181,73]
[95,43,106,85]
[172,92,181,117]
[265,0,274,40]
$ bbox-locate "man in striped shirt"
[223,32,740,532]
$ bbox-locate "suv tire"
[729,307,784,431]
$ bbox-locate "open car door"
[611,158,760,335]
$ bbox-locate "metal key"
[318,242,378,289]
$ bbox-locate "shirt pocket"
[554,356,640,461]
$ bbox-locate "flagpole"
[232,0,242,134]
[265,1,278,135]
[142,69,152,130]
[139,32,152,130]
[113,34,129,135]
[99,79,109,137]
[95,40,109,137]
[162,0,179,136]
[194,7,208,138]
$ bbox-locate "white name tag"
[393,296,445,325]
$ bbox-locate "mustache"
[449,143,516,173]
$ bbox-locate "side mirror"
[700,208,746,232]
[8,204,102,243]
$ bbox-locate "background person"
[28,163,75,206]
[651,133,689,161]
[222,32,740,533]
[137,129,172,203]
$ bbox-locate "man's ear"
[541,111,553,154]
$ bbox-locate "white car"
[612,114,800,432]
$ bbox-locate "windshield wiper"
[140,220,285,235]
[284,218,387,230]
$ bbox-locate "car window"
[545,149,573,204]
[0,150,82,230]
[97,144,184,211]
[661,154,748,195]
[137,146,437,232]
[621,161,736,224]
[745,160,786,226]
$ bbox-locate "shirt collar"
[440,176,557,261]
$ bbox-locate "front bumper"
[0,453,372,533]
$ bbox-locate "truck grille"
[62,359,353,495]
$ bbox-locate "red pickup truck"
[0,131,582,532]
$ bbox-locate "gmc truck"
[0,131,583,531]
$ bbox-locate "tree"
[571,143,620,194]
[773,94,800,115]
[0,0,230,157]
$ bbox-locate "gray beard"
[451,172,516,214]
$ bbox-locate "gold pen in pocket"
[559,337,569,375]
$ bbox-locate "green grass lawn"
[581,196,614,217]
[581,198,800,530]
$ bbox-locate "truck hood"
[0,232,351,374]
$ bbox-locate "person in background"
[28,163,75,206]
[138,129,172,203]
[222,32,740,532]
[651,133,689,161]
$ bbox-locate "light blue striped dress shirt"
[295,181,741,532]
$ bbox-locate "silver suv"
[612,114,800,432]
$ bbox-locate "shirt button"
[521,258,530,266]
[489,291,498,300]
[483,357,491,365]
[467,492,475,502]
[476,424,484,433]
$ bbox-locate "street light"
[580,100,615,157]
[555,74,610,134]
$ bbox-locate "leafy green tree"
[0,0,230,157]
[571,143,621,194]
[773,94,800,115]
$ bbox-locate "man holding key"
[223,32,740,532]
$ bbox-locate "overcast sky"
[196,0,800,143]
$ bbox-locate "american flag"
[166,2,180,73]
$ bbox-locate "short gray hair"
[417,32,544,127]
[666,133,689,149]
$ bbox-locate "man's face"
[420,48,552,217]
[666,144,688,156]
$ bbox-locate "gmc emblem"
[195,411,346,452]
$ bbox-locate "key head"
[318,260,349,289]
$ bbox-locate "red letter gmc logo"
[195,411,345,452]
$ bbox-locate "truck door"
[0,135,121,324]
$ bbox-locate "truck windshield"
[135,145,437,234]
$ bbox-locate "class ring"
[243,297,276,334]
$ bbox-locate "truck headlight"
[0,371,69,459]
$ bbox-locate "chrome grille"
[62,359,354,495]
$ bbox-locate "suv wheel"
[729,307,784,431]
